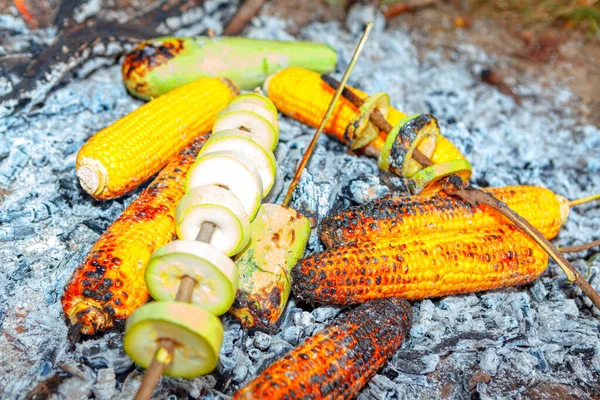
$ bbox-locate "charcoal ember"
[247,347,261,360]
[0,224,36,241]
[0,144,29,185]
[282,325,303,346]
[292,310,314,327]
[220,322,243,356]
[217,355,236,375]
[311,306,341,323]
[115,370,143,400]
[251,331,272,351]
[357,374,399,400]
[529,348,550,373]
[391,350,440,374]
[231,365,248,383]
[341,173,390,204]
[92,368,116,400]
[480,348,500,375]
[566,355,596,382]
[78,334,132,374]
[530,279,549,302]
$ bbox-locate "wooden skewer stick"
[283,22,373,207]
[135,221,216,400]
[569,193,600,208]
[321,75,600,311]
[560,238,600,254]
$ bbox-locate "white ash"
[1,2,600,399]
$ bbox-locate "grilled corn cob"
[76,78,238,200]
[320,185,569,248]
[264,67,463,162]
[62,137,206,335]
[293,225,548,305]
[234,298,411,400]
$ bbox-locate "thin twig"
[282,22,373,207]
[560,239,600,253]
[569,193,600,208]
[224,0,267,35]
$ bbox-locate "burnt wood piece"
[0,0,206,114]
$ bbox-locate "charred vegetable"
[294,225,548,305]
[76,77,237,200]
[123,37,337,100]
[319,185,570,248]
[229,204,310,331]
[264,67,465,162]
[234,297,412,399]
[62,137,206,336]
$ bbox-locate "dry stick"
[560,239,600,254]
[282,22,373,207]
[569,193,600,208]
[135,222,216,400]
[224,0,267,35]
[321,75,600,311]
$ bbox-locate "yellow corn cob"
[319,185,570,248]
[76,78,238,200]
[62,137,206,335]
[431,136,465,164]
[265,67,464,162]
[293,225,548,304]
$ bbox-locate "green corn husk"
[122,36,338,100]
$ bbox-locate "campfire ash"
[1,1,599,399]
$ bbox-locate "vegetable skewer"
[321,75,600,310]
[132,23,373,398]
[134,222,215,400]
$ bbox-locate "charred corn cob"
[320,185,569,248]
[62,137,206,335]
[293,225,548,305]
[264,67,463,162]
[76,77,238,200]
[234,298,411,400]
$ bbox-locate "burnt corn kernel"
[294,225,548,304]
[233,298,412,400]
[61,137,206,335]
[319,186,564,248]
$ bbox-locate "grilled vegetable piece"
[319,185,569,248]
[62,137,206,335]
[213,110,279,151]
[225,94,280,134]
[122,37,337,100]
[409,159,472,195]
[346,92,390,149]
[186,151,263,219]
[294,225,548,305]
[379,114,440,177]
[76,77,238,200]
[200,130,277,194]
[233,298,412,400]
[230,204,310,331]
[264,67,465,161]
[124,301,223,378]
[145,240,239,315]
[175,185,251,256]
